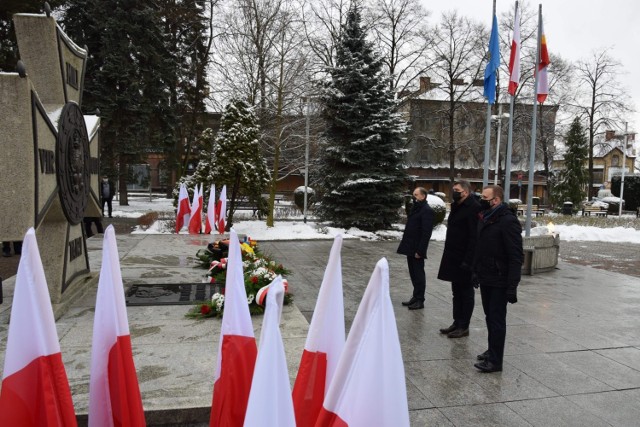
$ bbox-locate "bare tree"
[570,49,630,199]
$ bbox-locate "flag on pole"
[205,184,216,234]
[215,185,227,234]
[0,228,77,426]
[536,15,550,103]
[175,182,191,233]
[88,225,145,427]
[210,229,257,426]
[508,4,521,96]
[315,258,410,427]
[292,235,344,427]
[188,184,203,234]
[483,14,500,104]
[244,276,296,427]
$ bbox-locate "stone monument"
[0,12,101,318]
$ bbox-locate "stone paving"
[1,234,640,426]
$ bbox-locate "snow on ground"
[119,196,640,243]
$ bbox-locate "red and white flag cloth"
[0,228,77,426]
[188,184,203,234]
[215,185,227,234]
[210,229,257,426]
[508,4,521,96]
[175,182,191,233]
[205,184,216,234]
[292,235,344,427]
[536,15,550,103]
[244,276,296,427]
[315,258,410,427]
[88,225,145,427]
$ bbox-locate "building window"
[611,154,619,167]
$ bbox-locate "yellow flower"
[240,242,254,254]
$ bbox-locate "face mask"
[452,191,462,202]
[480,199,492,210]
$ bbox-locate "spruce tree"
[316,3,407,231]
[552,117,589,207]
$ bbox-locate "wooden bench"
[516,204,546,217]
[582,206,608,217]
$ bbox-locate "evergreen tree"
[315,3,407,231]
[552,117,589,207]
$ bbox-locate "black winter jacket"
[472,204,523,288]
[397,200,434,258]
[437,195,481,282]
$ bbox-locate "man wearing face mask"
[437,179,480,338]
[397,187,434,310]
[472,185,523,373]
[101,175,115,218]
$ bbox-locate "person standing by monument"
[101,175,115,218]
[437,179,480,338]
[397,187,434,310]
[472,185,523,373]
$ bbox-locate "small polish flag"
[0,228,77,426]
[315,258,410,427]
[292,235,344,427]
[209,229,257,426]
[215,185,227,234]
[508,4,521,96]
[244,276,296,427]
[175,182,191,233]
[205,184,216,234]
[189,184,203,234]
[88,225,145,426]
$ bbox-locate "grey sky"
[423,0,639,132]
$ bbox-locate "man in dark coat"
[437,179,480,338]
[472,185,523,373]
[397,187,434,310]
[101,175,115,218]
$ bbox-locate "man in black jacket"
[101,175,115,218]
[473,185,523,373]
[437,179,480,338]
[397,187,434,310]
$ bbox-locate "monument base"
[51,272,99,321]
[522,233,560,275]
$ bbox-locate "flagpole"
[525,4,542,236]
[619,121,628,216]
[504,1,519,198]
[482,0,498,188]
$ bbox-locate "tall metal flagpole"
[525,4,542,236]
[494,104,503,185]
[483,0,498,188]
[504,1,519,198]
[303,99,311,223]
[619,121,628,216]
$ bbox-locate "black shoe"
[408,300,424,310]
[439,323,457,334]
[402,297,417,306]
[447,328,469,338]
[474,360,502,373]
[476,350,490,361]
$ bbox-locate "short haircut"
[415,187,428,196]
[483,184,504,201]
[454,179,471,193]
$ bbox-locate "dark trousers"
[407,256,426,301]
[84,217,104,237]
[2,241,22,256]
[480,285,508,367]
[102,198,113,217]
[451,280,475,329]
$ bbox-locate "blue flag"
[483,14,500,104]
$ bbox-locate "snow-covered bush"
[427,194,446,227]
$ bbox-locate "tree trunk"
[118,154,129,206]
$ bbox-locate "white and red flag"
[188,184,203,234]
[315,258,410,427]
[508,3,521,96]
[215,185,227,234]
[244,276,296,427]
[204,184,216,234]
[175,182,191,233]
[209,229,257,426]
[0,228,77,426]
[88,225,145,427]
[536,15,550,103]
[292,235,344,427]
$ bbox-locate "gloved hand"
[471,273,480,289]
[506,286,518,304]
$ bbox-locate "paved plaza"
[2,233,640,426]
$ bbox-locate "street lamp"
[302,97,317,224]
[491,105,510,185]
[619,122,632,216]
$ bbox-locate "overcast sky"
[423,0,640,132]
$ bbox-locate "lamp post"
[491,105,510,185]
[303,97,317,223]
[619,122,629,216]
